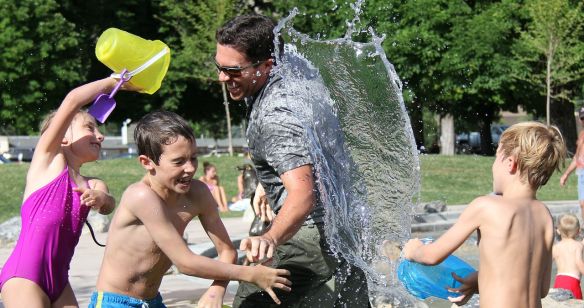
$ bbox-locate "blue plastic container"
[397,254,476,300]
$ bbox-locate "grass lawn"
[0,154,577,223]
[420,154,576,205]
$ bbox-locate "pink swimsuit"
[0,166,89,302]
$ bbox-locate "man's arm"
[241,165,315,262]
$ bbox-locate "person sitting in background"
[232,168,245,203]
[552,213,584,299]
[229,164,259,211]
[199,161,229,212]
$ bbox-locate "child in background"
[403,122,566,307]
[0,78,121,307]
[90,111,290,308]
[552,213,584,299]
[199,161,229,212]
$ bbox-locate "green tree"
[60,0,167,124]
[441,1,524,155]
[156,0,246,139]
[364,0,469,150]
[271,0,355,40]
[514,0,584,152]
[0,0,85,134]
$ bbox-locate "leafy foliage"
[514,0,584,151]
[0,0,85,134]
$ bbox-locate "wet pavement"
[0,200,581,307]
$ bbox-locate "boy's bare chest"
[167,201,197,234]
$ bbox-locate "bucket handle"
[110,47,169,79]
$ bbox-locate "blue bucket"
[397,254,476,300]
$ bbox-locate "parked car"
[0,155,10,164]
[456,124,509,154]
[3,148,34,162]
[108,152,139,160]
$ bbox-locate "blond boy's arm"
[404,196,484,264]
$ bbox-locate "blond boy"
[403,122,566,308]
[552,214,584,299]
[90,111,290,308]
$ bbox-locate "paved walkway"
[0,200,581,307]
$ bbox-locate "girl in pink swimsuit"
[0,78,133,307]
[199,162,229,212]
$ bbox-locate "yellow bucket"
[95,28,171,94]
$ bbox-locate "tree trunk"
[440,114,455,155]
[479,109,495,156]
[546,39,553,126]
[221,83,233,156]
[408,101,424,151]
[551,99,577,155]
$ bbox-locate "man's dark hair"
[134,110,195,164]
[216,14,282,63]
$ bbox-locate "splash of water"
[273,9,421,307]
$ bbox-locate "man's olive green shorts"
[232,224,370,308]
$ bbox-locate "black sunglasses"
[214,60,265,77]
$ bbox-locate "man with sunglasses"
[215,14,370,308]
[560,107,584,222]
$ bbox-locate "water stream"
[273,8,421,306]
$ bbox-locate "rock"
[423,201,447,214]
[446,290,584,307]
[543,289,584,307]
[0,216,21,247]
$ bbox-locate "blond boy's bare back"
[475,195,553,308]
[404,194,554,308]
[96,177,225,299]
[404,122,565,308]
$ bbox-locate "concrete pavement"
[0,216,252,308]
[0,200,581,307]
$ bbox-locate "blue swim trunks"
[88,291,166,308]
[577,169,584,201]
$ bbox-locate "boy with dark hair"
[89,110,290,307]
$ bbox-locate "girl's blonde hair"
[39,110,90,135]
[498,121,566,189]
[558,214,580,238]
